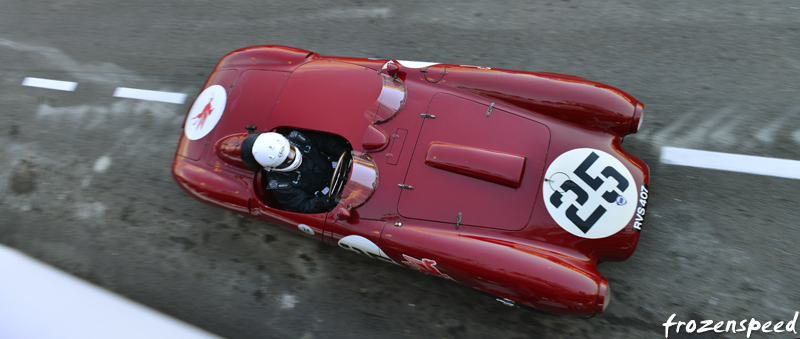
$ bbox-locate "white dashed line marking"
[661,147,800,180]
[21,77,78,91]
[113,87,187,104]
[93,156,112,173]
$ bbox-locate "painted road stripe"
[0,245,221,338]
[661,147,800,180]
[21,77,78,91]
[113,87,187,104]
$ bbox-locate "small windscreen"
[364,73,406,123]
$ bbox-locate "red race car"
[172,45,649,316]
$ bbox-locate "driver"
[241,130,351,214]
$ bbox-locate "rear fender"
[379,223,605,316]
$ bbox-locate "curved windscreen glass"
[339,152,378,209]
[364,73,407,123]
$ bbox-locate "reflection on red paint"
[401,254,454,281]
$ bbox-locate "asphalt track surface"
[1,1,799,338]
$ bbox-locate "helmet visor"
[273,144,300,170]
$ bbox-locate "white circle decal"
[184,85,227,140]
[338,235,397,265]
[298,224,314,236]
[543,148,637,239]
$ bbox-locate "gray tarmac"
[1,1,799,338]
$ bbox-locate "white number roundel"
[543,148,637,239]
[184,85,227,140]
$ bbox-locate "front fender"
[216,45,319,72]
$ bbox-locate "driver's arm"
[307,132,351,158]
[271,186,335,214]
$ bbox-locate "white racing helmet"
[251,132,302,172]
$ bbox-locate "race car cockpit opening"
[249,128,353,214]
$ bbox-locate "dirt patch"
[11,160,36,195]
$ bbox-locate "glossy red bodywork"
[172,45,650,316]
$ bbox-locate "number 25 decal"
[543,149,637,239]
[549,152,629,233]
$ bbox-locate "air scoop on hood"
[424,142,526,189]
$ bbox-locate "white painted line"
[21,77,78,91]
[0,245,222,339]
[661,147,800,180]
[113,87,187,104]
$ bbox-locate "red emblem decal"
[191,96,214,130]
[401,254,453,281]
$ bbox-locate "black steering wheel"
[327,151,352,203]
